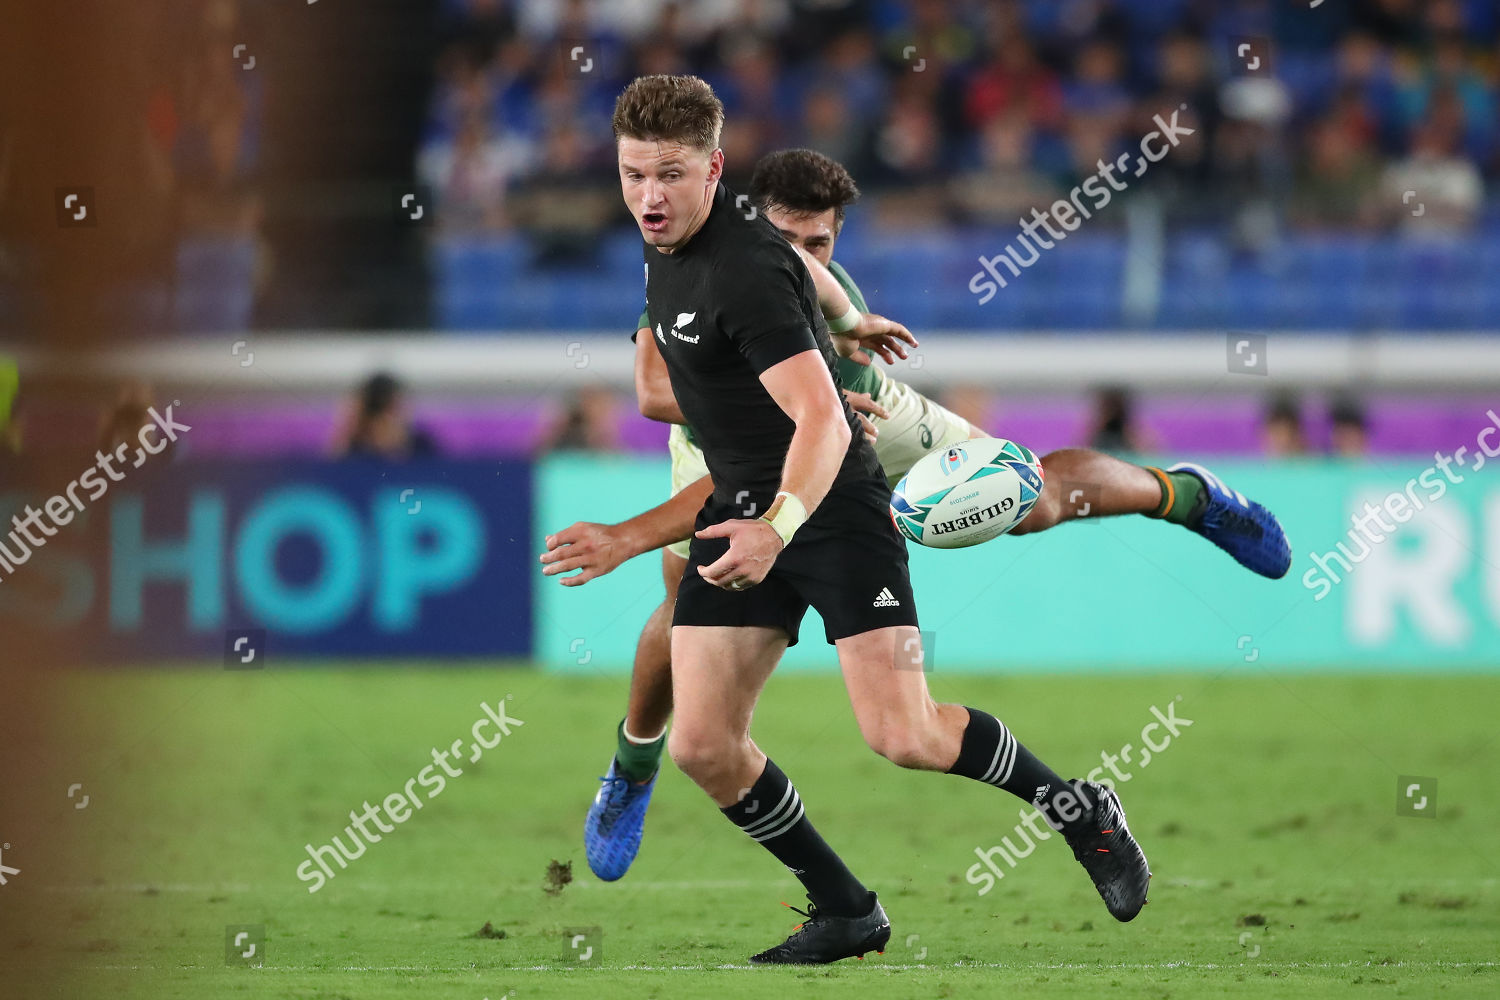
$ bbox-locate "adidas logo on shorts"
[872,587,901,608]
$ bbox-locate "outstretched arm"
[539,473,713,586]
[789,246,917,365]
[792,245,852,320]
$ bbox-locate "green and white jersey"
[825,260,885,400]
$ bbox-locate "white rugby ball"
[890,438,1044,548]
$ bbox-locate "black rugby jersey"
[641,182,879,503]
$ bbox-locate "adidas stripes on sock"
[722,758,870,917]
[946,707,1094,834]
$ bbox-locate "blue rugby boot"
[1167,461,1292,579]
[584,758,656,881]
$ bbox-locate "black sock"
[947,707,1094,834]
[722,758,870,917]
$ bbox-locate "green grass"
[5,667,1498,998]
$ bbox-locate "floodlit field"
[5,668,1497,998]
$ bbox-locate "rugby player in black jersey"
[560,148,1290,903]
[599,74,1150,965]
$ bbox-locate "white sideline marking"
[40,878,781,893]
[79,960,1500,973]
[41,883,252,894]
[42,875,1498,894]
[546,960,1497,972]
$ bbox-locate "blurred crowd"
[1087,386,1372,458]
[526,383,1377,459]
[318,377,1376,462]
[147,0,265,239]
[106,0,1500,329]
[421,0,1500,242]
[125,0,1500,242]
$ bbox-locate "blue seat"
[174,237,256,333]
[433,236,526,329]
[430,221,1500,333]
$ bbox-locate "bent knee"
[861,721,941,770]
[665,730,708,774]
[1011,485,1061,534]
[667,730,736,782]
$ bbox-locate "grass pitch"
[4,667,1497,998]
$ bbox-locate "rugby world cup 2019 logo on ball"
[890,438,1043,549]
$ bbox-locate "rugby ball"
[890,438,1044,548]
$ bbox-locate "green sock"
[615,719,665,783]
[1147,468,1206,526]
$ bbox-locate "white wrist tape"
[760,491,808,547]
[826,302,860,334]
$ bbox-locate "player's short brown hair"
[749,149,862,232]
[612,75,724,153]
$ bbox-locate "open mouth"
[642,212,667,233]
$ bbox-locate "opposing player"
[581,74,1153,963]
[547,146,1291,894]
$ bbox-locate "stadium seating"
[411,229,1500,333]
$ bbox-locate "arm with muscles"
[634,324,686,424]
[789,245,918,366]
[540,473,713,586]
[696,350,850,590]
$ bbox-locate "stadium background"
[1,1,1498,996]
[5,0,1499,668]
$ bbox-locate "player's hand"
[842,389,888,443]
[540,521,636,587]
[838,312,917,366]
[695,519,783,591]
